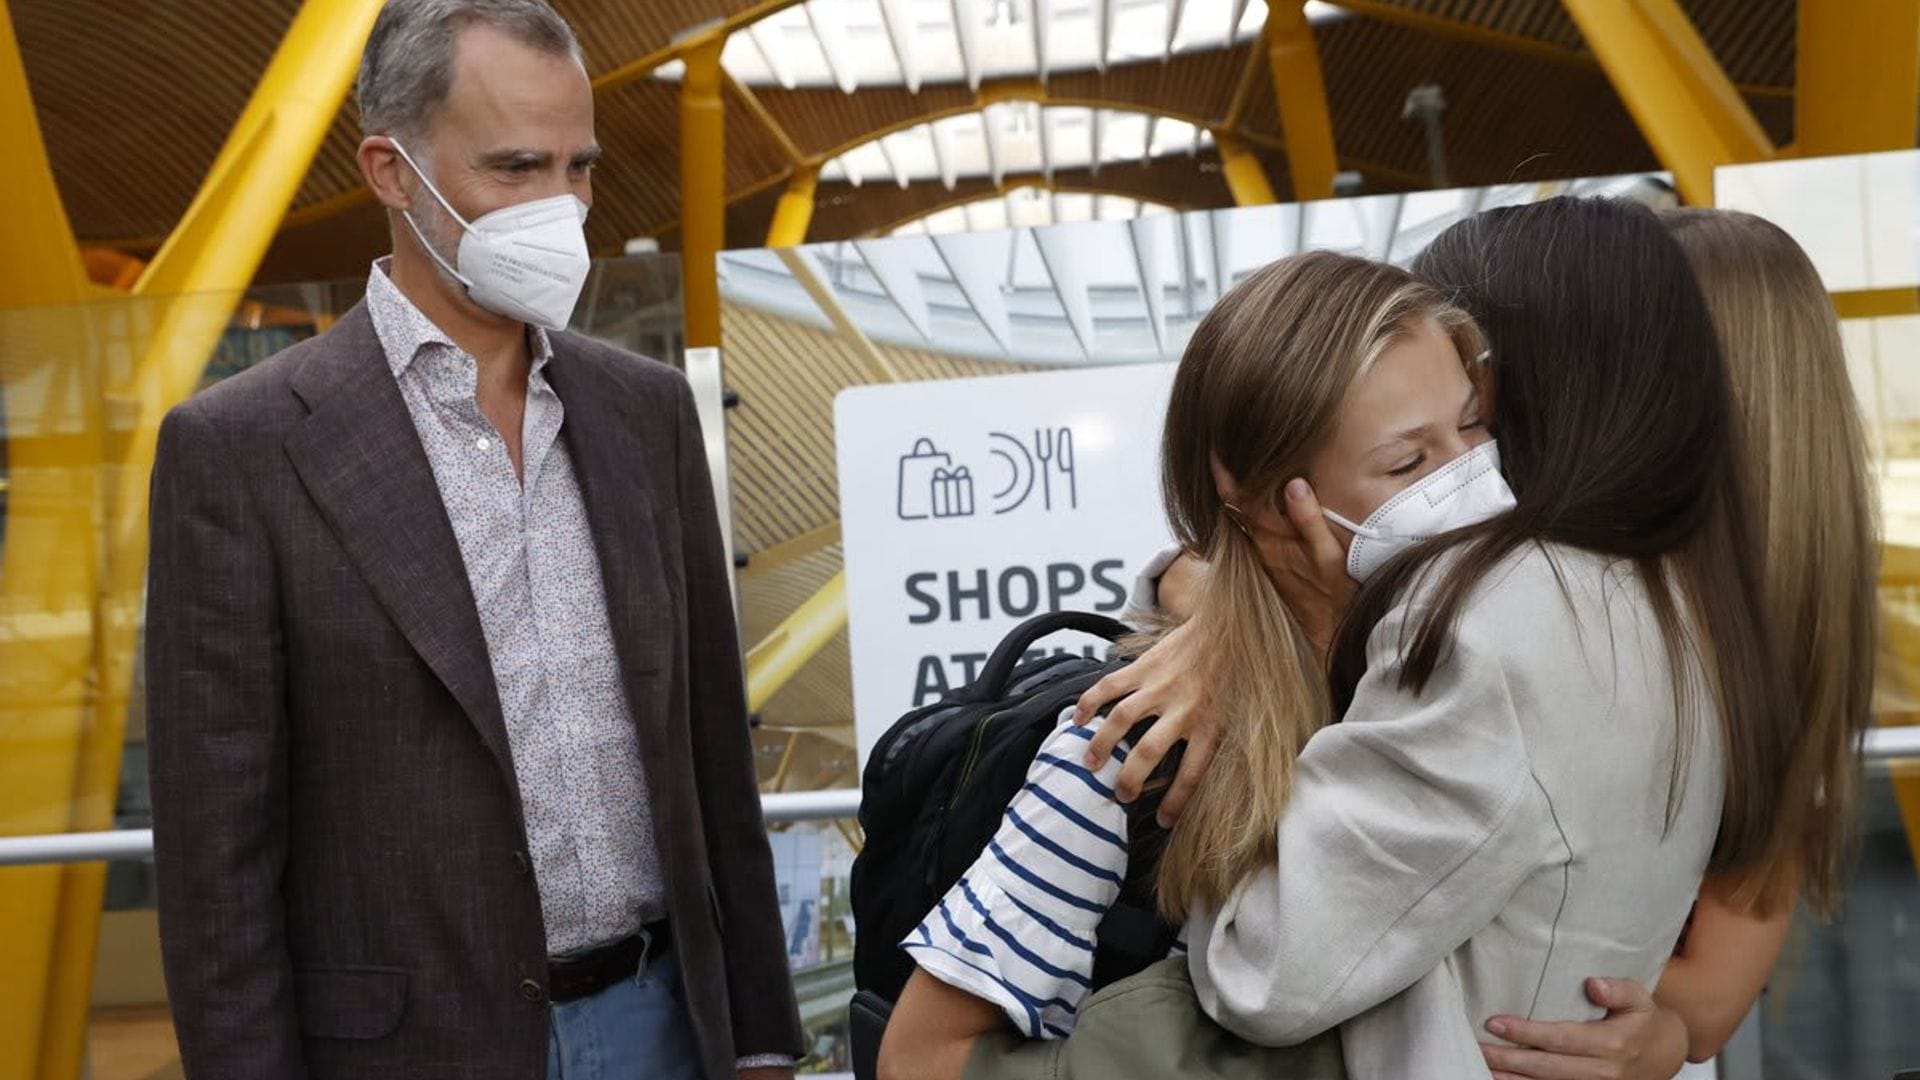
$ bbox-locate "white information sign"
[836,363,1179,767]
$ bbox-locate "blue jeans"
[546,944,701,1080]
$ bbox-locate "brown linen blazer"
[145,302,803,1080]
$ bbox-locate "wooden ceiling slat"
[13,0,306,241]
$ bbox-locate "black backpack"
[847,611,1181,1079]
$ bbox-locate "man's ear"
[359,136,412,211]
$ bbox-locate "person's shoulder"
[1391,542,1648,682]
[1397,541,1619,620]
[1028,715,1129,802]
[550,331,688,405]
[164,331,326,440]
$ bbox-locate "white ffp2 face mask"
[390,140,592,331]
[1322,440,1516,583]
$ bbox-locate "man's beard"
[407,186,471,298]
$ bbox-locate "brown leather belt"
[547,920,670,1004]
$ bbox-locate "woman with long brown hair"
[1474,209,1879,1075]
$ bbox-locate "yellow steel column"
[766,165,819,248]
[33,3,384,1077]
[747,571,848,712]
[1215,134,1279,206]
[1560,0,1774,205]
[1796,0,1920,157]
[681,29,728,349]
[0,2,101,1076]
[1264,1,1337,201]
[0,9,85,306]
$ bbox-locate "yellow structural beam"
[681,30,728,350]
[725,70,806,168]
[1560,0,1774,205]
[767,166,819,248]
[1264,1,1337,201]
[0,8,85,307]
[1216,134,1279,206]
[1834,287,1920,322]
[1795,0,1920,158]
[0,2,103,1076]
[741,521,842,581]
[746,570,849,713]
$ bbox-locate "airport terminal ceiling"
[11,0,1800,284]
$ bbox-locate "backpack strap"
[968,611,1134,702]
[1089,721,1185,988]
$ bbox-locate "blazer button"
[512,850,531,877]
[519,979,546,1004]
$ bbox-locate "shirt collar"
[365,257,555,379]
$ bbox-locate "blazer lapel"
[282,304,518,793]
[543,343,675,757]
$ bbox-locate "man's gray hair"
[356,0,582,140]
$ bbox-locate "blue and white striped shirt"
[902,716,1185,1039]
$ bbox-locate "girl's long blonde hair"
[1151,250,1484,920]
[1661,208,1880,915]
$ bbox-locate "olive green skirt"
[962,959,1347,1080]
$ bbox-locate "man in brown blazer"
[145,2,802,1077]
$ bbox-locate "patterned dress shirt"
[366,262,665,957]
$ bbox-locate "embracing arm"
[1658,875,1791,1062]
[1077,478,1351,819]
[146,404,306,1079]
[878,970,1009,1080]
[670,375,806,1067]
[1476,878,1785,1078]
[1188,619,1550,1043]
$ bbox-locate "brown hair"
[1662,208,1879,914]
[1152,250,1484,920]
[1340,197,1796,909]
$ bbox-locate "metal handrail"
[0,788,863,867]
[4,727,1919,868]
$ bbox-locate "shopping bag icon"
[897,438,951,520]
[930,466,975,519]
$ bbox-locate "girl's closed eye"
[1387,455,1426,478]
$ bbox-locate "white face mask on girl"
[388,140,592,331]
[1322,440,1517,583]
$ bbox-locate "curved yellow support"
[1560,0,1773,205]
[746,570,849,713]
[1216,134,1279,206]
[767,166,820,248]
[681,30,728,349]
[0,3,101,1076]
[1264,1,1337,201]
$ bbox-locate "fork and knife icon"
[1033,427,1077,512]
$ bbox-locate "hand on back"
[1481,977,1691,1080]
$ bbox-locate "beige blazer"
[1187,543,1724,1079]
